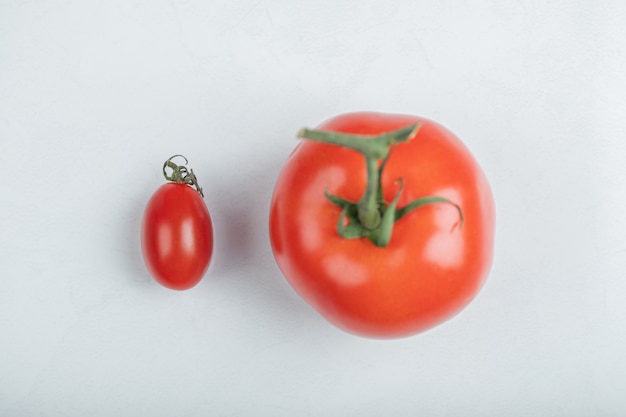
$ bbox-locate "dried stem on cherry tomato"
[162,155,204,197]
[297,124,463,247]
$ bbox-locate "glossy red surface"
[142,183,213,290]
[270,112,495,338]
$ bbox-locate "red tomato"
[269,112,495,338]
[141,157,213,290]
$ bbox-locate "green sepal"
[325,190,366,240]
[374,180,404,247]
[395,196,464,229]
[337,207,369,239]
[324,189,355,210]
[326,183,408,246]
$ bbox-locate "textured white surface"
[1,1,626,415]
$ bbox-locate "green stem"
[162,155,204,198]
[358,156,382,229]
[297,122,463,247]
[298,123,419,231]
[297,124,419,159]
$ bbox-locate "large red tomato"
[141,156,213,290]
[269,112,495,338]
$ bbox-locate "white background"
[1,1,625,415]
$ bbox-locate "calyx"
[162,155,204,197]
[298,123,463,247]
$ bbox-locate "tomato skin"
[141,183,213,290]
[269,112,495,338]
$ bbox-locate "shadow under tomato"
[119,181,156,288]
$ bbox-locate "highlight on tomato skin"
[141,156,214,291]
[269,112,495,338]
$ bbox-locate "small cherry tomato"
[141,155,213,290]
